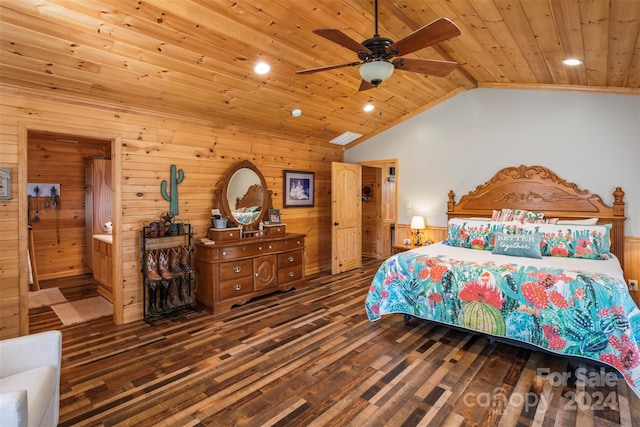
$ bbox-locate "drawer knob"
[288,256,294,262]
[233,284,242,291]
[259,246,262,250]
[288,271,295,277]
[222,251,227,256]
[233,266,242,273]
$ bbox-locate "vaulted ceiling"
[1,0,639,147]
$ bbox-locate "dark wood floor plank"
[29,258,640,426]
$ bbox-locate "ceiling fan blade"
[295,61,362,75]
[358,80,377,91]
[313,29,368,53]
[394,58,458,77]
[390,17,461,56]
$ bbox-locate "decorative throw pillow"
[521,223,612,260]
[492,232,543,259]
[491,208,550,223]
[443,219,521,251]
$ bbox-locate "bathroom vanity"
[93,234,113,302]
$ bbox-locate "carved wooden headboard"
[235,184,264,210]
[446,165,626,269]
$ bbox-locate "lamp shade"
[410,216,425,230]
[359,60,394,85]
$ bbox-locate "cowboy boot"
[146,250,162,282]
[158,248,173,280]
[167,278,182,308]
[180,246,193,274]
[179,275,192,306]
[169,247,183,275]
[159,281,170,313]
[147,282,160,316]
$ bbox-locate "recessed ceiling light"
[562,58,583,66]
[363,103,375,112]
[253,62,271,74]
[291,109,302,117]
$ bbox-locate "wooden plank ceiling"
[1,0,639,147]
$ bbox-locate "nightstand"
[392,244,423,254]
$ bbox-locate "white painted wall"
[345,88,640,236]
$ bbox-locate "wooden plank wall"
[0,86,343,338]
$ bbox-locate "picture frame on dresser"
[283,170,314,207]
[268,209,281,224]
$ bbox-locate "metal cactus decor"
[161,164,184,216]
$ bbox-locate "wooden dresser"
[195,232,306,313]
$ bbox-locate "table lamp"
[410,216,426,246]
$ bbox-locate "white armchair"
[0,331,62,427]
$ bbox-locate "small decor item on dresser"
[213,217,228,229]
[268,209,281,224]
[283,170,314,207]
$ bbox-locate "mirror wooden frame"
[214,160,273,230]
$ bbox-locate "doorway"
[360,160,397,259]
[25,130,117,327]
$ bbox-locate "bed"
[365,165,640,398]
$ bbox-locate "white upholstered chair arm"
[0,331,62,379]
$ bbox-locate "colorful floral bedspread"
[365,244,640,398]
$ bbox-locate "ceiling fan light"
[359,60,394,85]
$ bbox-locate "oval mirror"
[219,160,270,229]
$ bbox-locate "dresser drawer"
[264,224,286,236]
[208,228,241,241]
[277,250,302,268]
[219,259,253,280]
[198,242,265,261]
[278,264,303,285]
[267,238,305,252]
[219,276,254,299]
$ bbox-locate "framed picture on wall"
[283,170,314,207]
[0,168,11,200]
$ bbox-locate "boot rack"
[140,223,196,323]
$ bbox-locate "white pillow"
[556,218,598,225]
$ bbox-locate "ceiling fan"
[296,0,461,91]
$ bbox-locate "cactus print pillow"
[522,223,613,260]
[443,219,521,251]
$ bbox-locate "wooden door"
[331,162,362,274]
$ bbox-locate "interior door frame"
[358,159,398,253]
[18,122,123,333]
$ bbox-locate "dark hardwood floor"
[31,259,640,426]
